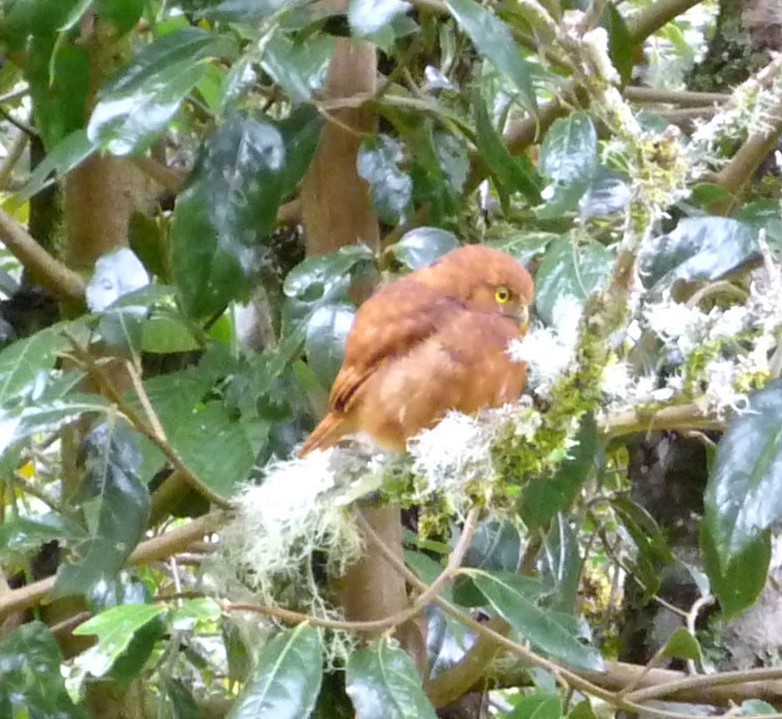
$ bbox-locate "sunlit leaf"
[305,302,355,389]
[349,0,411,37]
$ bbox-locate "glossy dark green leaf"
[611,495,673,597]
[27,35,91,148]
[601,2,633,85]
[534,236,612,326]
[387,227,459,270]
[521,414,597,528]
[660,627,701,661]
[169,402,268,499]
[468,569,603,670]
[508,691,562,719]
[579,167,631,218]
[88,62,205,156]
[539,113,597,187]
[277,106,324,197]
[0,621,88,719]
[88,28,238,155]
[87,575,167,683]
[464,519,521,571]
[704,380,782,572]
[0,323,77,404]
[639,217,759,289]
[474,96,542,204]
[52,421,149,599]
[0,512,87,556]
[486,231,558,265]
[445,0,536,114]
[12,129,94,206]
[433,131,468,194]
[305,302,355,389]
[164,678,201,719]
[172,113,298,317]
[262,31,333,104]
[538,515,581,613]
[349,0,411,36]
[357,134,413,225]
[72,603,167,678]
[0,0,81,43]
[701,522,769,618]
[228,625,323,719]
[346,637,437,719]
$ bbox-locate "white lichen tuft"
[221,449,364,606]
[509,295,583,398]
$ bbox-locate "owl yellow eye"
[495,286,511,303]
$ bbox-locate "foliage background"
[2,0,782,717]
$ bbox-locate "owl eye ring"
[495,286,511,303]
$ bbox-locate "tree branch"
[0,511,226,620]
[0,208,86,302]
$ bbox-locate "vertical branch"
[300,4,425,673]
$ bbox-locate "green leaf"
[703,380,782,576]
[445,0,537,114]
[467,569,603,670]
[169,401,268,499]
[433,131,468,195]
[521,414,598,528]
[357,134,413,225]
[474,95,542,204]
[387,227,460,270]
[601,2,633,86]
[539,113,597,187]
[508,691,563,719]
[88,62,205,156]
[72,604,167,678]
[228,625,323,719]
[639,217,759,290]
[305,302,355,389]
[52,421,150,599]
[97,0,145,35]
[538,515,581,613]
[611,495,673,597]
[88,28,238,155]
[701,522,769,618]
[464,519,521,571]
[12,129,94,206]
[349,0,411,37]
[534,236,612,327]
[201,0,295,21]
[28,35,91,148]
[86,575,166,683]
[486,231,558,265]
[0,323,77,404]
[346,637,437,719]
[579,167,631,218]
[0,513,87,556]
[659,628,701,661]
[0,621,88,719]
[173,111,320,317]
[262,31,333,104]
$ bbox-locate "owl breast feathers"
[299,244,534,455]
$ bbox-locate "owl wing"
[329,278,463,414]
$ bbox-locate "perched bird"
[299,244,534,455]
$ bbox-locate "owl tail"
[299,412,347,456]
